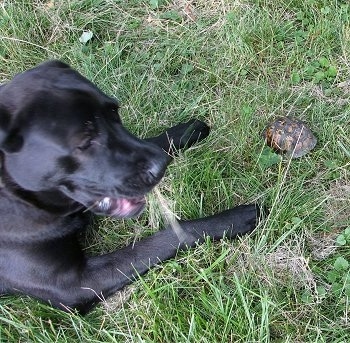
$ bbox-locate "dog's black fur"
[0,61,259,314]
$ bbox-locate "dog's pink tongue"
[97,196,146,218]
[114,198,139,216]
[113,197,146,217]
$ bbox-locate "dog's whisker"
[83,199,101,213]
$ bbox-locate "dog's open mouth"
[92,196,146,218]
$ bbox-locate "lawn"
[0,0,349,342]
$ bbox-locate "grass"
[0,0,349,341]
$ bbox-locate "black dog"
[0,61,259,314]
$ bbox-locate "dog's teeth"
[98,197,111,211]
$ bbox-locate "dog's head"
[0,61,168,218]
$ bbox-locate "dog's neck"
[0,160,83,216]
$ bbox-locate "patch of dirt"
[145,0,251,28]
[292,82,350,106]
[102,286,135,313]
[306,231,338,261]
[305,176,349,260]
[309,84,349,106]
[324,178,350,229]
[230,240,316,290]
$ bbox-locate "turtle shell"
[264,116,317,158]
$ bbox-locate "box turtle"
[264,116,317,158]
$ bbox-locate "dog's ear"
[0,61,71,153]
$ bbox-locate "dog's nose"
[140,155,168,186]
[145,160,166,184]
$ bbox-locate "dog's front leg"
[145,119,210,157]
[81,204,259,312]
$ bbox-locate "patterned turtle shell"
[264,116,317,158]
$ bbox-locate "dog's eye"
[77,136,93,150]
[77,121,97,150]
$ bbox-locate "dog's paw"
[229,204,261,237]
[166,119,210,151]
[204,204,261,240]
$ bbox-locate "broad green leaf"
[327,270,339,283]
[180,63,194,75]
[334,257,349,271]
[327,66,337,77]
[258,147,282,169]
[149,0,159,9]
[319,57,330,68]
[336,234,347,246]
[291,72,301,84]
